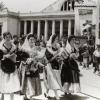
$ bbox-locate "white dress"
[21,46,42,98]
[0,43,21,93]
[44,48,62,90]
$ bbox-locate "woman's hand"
[3,54,11,59]
[70,53,77,59]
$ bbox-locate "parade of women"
[0,31,98,100]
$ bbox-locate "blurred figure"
[19,35,26,47]
[12,35,19,46]
[81,42,89,69]
[93,44,100,75]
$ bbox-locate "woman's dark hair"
[13,35,18,39]
[27,34,35,40]
[35,40,40,46]
[68,35,75,43]
[3,32,12,39]
[58,41,62,47]
[41,41,46,47]
[51,34,58,44]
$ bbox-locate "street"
[0,64,100,100]
[32,64,100,100]
[80,64,100,99]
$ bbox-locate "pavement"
[79,64,100,99]
[31,65,100,100]
[0,64,100,100]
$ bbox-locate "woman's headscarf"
[21,33,35,52]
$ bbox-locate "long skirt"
[21,63,41,99]
[0,68,20,93]
[61,58,80,93]
[44,63,61,90]
[22,77,42,98]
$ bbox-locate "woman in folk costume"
[35,40,46,73]
[61,35,80,95]
[20,34,42,100]
[0,32,20,100]
[44,34,62,100]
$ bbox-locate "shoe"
[44,93,51,98]
[64,92,68,95]
[44,93,47,97]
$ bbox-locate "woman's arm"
[46,46,56,55]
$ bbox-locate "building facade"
[0,0,98,41]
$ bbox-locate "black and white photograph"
[0,0,100,100]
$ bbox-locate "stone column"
[68,20,71,36]
[75,7,80,36]
[60,20,63,39]
[37,20,41,39]
[24,21,27,35]
[31,20,34,34]
[18,21,21,36]
[52,20,55,35]
[44,20,48,41]
[67,1,68,11]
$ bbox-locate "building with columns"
[0,0,98,41]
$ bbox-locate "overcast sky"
[2,0,57,13]
[1,0,97,13]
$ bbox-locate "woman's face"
[56,43,61,49]
[5,34,11,42]
[53,37,59,48]
[28,37,35,46]
[70,38,75,47]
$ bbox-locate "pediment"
[41,0,66,12]
[41,0,96,13]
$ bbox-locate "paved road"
[80,65,100,99]
[1,65,100,100]
[32,93,99,100]
[33,65,100,100]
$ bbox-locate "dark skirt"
[61,58,80,86]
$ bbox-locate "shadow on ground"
[32,94,89,100]
[47,94,89,100]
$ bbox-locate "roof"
[41,0,65,12]
[41,0,97,13]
